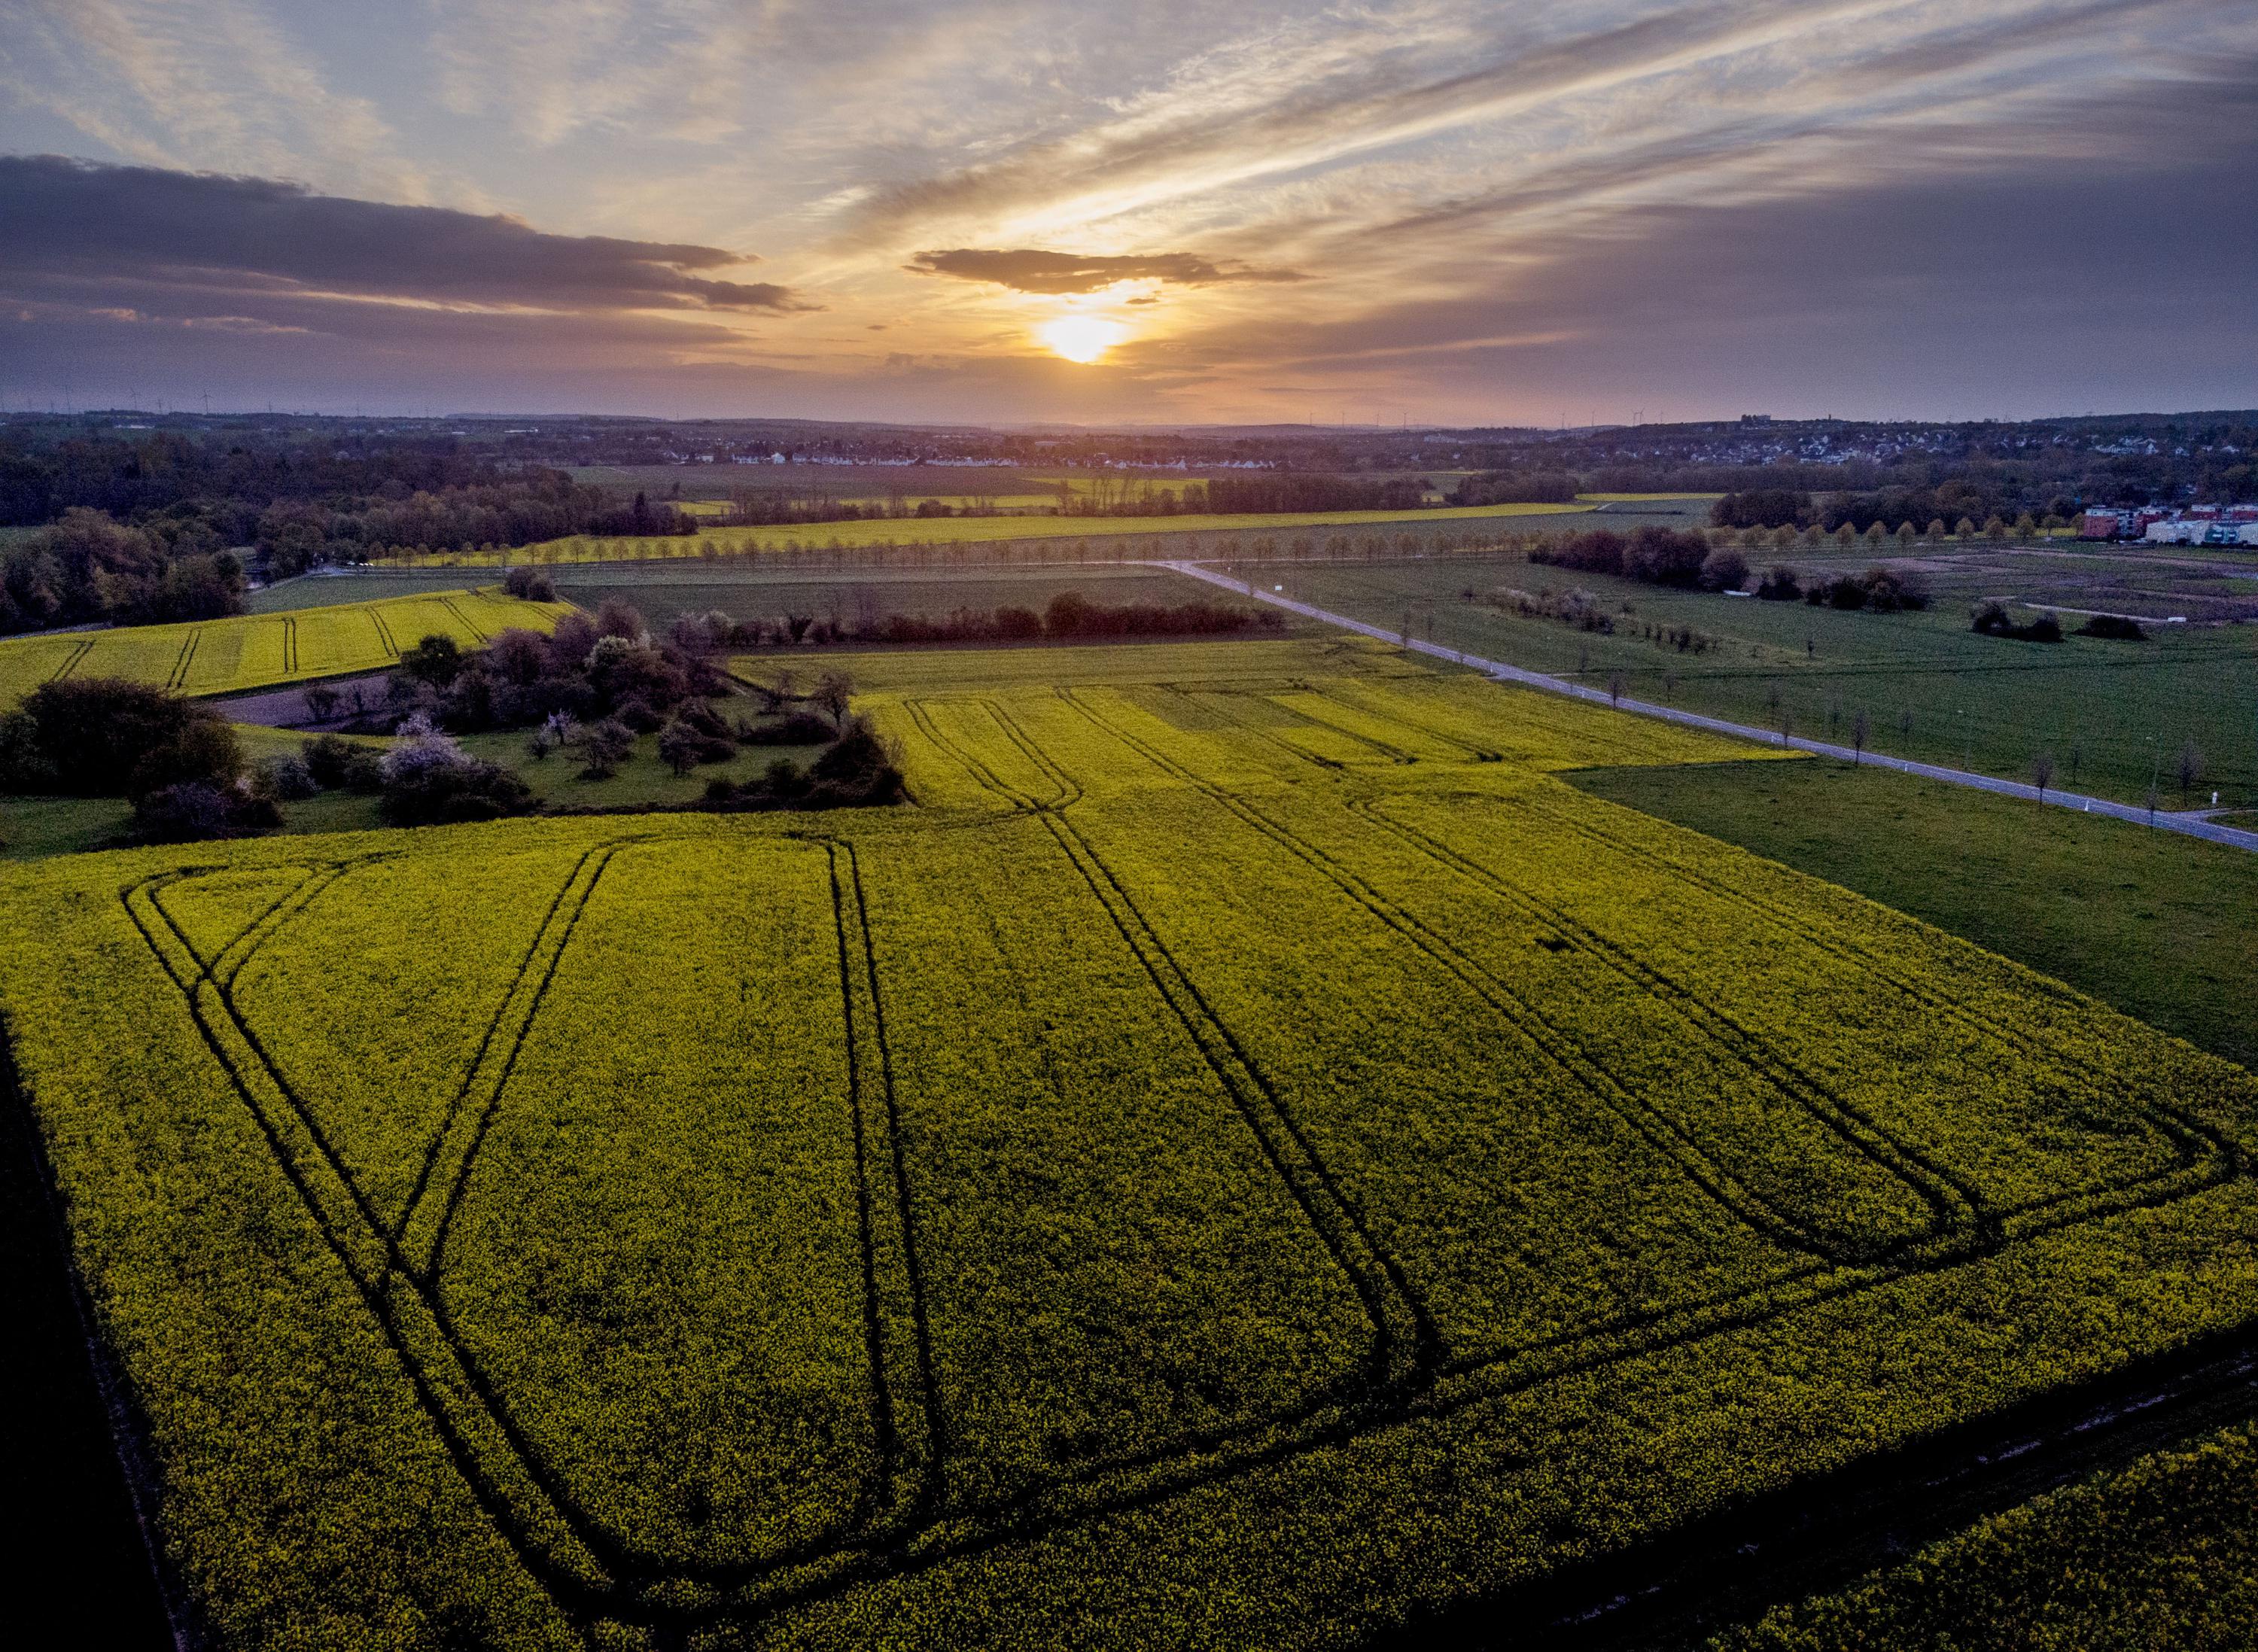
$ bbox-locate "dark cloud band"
[0,154,814,315]
[905,247,1306,294]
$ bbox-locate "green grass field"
[1253,554,2258,806]
[6,637,2257,1647]
[0,589,568,708]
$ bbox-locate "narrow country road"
[1158,560,2258,855]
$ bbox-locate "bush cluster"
[376,599,724,737]
[501,565,558,602]
[2075,613,2147,641]
[701,716,905,811]
[1803,565,1931,611]
[1530,527,1744,592]
[0,677,294,842]
[1971,601,2064,643]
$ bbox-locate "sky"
[0,0,2253,426]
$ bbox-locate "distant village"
[2081,504,2258,545]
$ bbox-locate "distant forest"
[2,411,2252,636]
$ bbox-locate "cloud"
[905,246,1306,294]
[0,0,437,202]
[0,154,813,315]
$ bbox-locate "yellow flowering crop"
[0,587,568,708]
[2,640,2252,1649]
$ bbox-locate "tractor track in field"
[116,841,959,1632]
[1200,674,2235,1242]
[1057,686,1906,1269]
[47,637,94,682]
[29,688,2258,1643]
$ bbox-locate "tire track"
[122,841,926,1625]
[1061,688,1878,1267]
[1505,787,2242,1222]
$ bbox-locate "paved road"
[1161,560,2258,856]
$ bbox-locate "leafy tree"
[395,634,467,689]
[3,677,241,797]
[811,672,856,729]
[571,717,634,779]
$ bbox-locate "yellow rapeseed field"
[2,638,2252,1648]
[376,500,1596,566]
[0,587,568,707]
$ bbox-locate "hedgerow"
[2,645,2254,1649]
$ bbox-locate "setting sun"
[1036,313,1127,364]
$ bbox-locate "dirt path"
[209,669,390,728]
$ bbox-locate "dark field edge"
[1372,1315,2258,1652]
[0,1024,186,1650]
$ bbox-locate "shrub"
[340,749,385,795]
[1623,527,1711,588]
[1755,566,1803,601]
[1699,548,1750,593]
[502,566,557,602]
[571,717,635,779]
[8,677,242,798]
[737,712,837,745]
[394,633,466,689]
[377,759,534,827]
[658,717,735,776]
[254,755,320,802]
[592,598,648,641]
[300,735,358,789]
[2077,613,2147,641]
[131,781,279,844]
[1972,601,2064,643]
[0,710,56,792]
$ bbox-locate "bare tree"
[813,671,855,729]
[2177,739,2205,802]
[303,683,340,723]
[1607,671,1624,707]
[1896,707,1913,744]
[2031,750,2056,799]
[1851,709,1869,765]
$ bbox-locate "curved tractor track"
[88,680,2257,1643]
